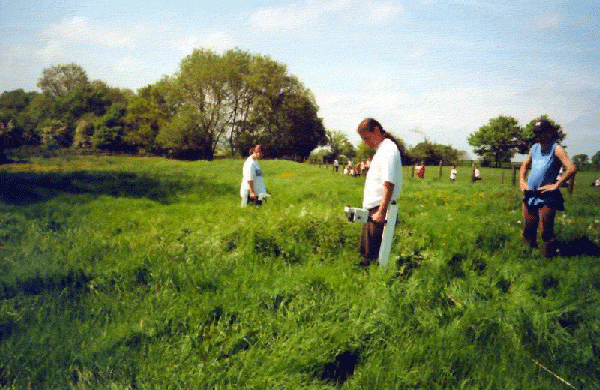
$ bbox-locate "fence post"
[438,160,443,180]
[512,166,518,186]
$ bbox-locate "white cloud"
[35,40,64,63]
[532,12,562,30]
[175,31,236,55]
[250,0,404,31]
[45,16,141,48]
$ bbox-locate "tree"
[592,151,600,170]
[409,140,459,165]
[155,49,230,160]
[92,103,127,150]
[356,141,376,160]
[37,63,89,97]
[326,130,354,158]
[123,79,173,153]
[572,154,589,170]
[262,89,326,160]
[243,54,326,159]
[0,89,41,157]
[220,49,255,156]
[468,116,525,168]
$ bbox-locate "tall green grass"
[1,157,599,389]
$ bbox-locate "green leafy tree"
[468,116,524,168]
[0,89,41,156]
[231,53,326,159]
[356,141,376,160]
[572,154,589,170]
[263,89,326,160]
[408,139,457,165]
[37,63,89,98]
[221,49,255,156]
[155,49,229,160]
[592,151,600,170]
[72,117,95,149]
[123,79,173,153]
[92,104,127,150]
[326,130,354,158]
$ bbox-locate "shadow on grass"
[0,170,235,206]
[0,269,90,301]
[557,237,600,257]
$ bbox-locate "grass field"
[1,156,599,389]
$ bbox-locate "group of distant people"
[339,158,371,177]
[413,161,481,182]
[449,163,481,182]
[240,118,578,263]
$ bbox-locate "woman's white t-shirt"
[240,156,266,197]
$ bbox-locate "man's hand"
[371,208,386,224]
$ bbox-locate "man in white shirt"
[357,118,403,263]
[240,145,266,206]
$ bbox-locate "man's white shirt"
[362,138,402,210]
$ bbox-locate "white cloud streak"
[250,0,404,31]
[45,16,142,48]
[175,31,236,55]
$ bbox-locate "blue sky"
[1,0,599,158]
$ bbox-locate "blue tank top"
[527,142,561,190]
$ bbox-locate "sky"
[1,0,599,159]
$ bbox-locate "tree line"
[317,129,467,166]
[0,49,326,162]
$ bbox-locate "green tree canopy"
[37,63,89,98]
[149,48,325,160]
[468,116,524,168]
[409,139,458,165]
[592,151,600,170]
[0,89,40,154]
[572,154,589,170]
[326,130,355,159]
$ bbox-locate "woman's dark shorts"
[523,189,564,211]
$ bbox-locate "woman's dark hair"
[357,118,404,154]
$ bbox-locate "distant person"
[472,164,482,181]
[356,118,403,265]
[519,119,576,258]
[240,145,266,206]
[333,158,340,172]
[450,165,457,181]
[345,161,354,176]
[415,160,425,178]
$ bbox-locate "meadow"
[0,156,599,389]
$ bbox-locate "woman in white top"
[240,145,266,206]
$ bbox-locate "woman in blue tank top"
[519,119,576,258]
